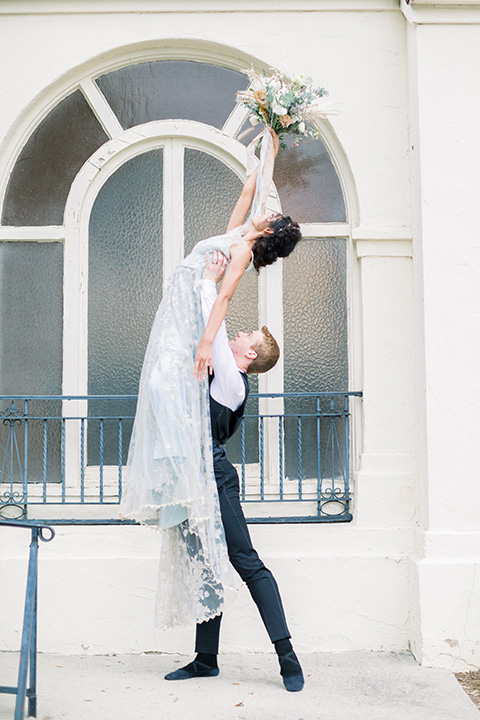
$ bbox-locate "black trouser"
[195,451,290,654]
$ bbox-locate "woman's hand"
[193,336,213,381]
[269,127,280,158]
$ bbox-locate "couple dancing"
[121,128,304,692]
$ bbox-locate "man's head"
[229,325,280,374]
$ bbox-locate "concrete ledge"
[0,650,478,720]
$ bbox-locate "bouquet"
[236,68,331,147]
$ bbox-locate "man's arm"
[200,253,246,411]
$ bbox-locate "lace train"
[120,129,274,627]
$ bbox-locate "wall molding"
[354,238,413,258]
[402,0,480,23]
[0,0,401,15]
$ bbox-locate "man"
[164,252,304,693]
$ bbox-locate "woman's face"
[251,212,280,233]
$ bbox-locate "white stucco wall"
[0,523,411,656]
[1,0,478,671]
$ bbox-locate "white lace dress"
[120,129,274,628]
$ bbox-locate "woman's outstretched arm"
[193,129,279,380]
[193,244,252,380]
[227,167,259,232]
[227,128,279,232]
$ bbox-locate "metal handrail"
[0,520,55,719]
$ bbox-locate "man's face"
[229,330,263,363]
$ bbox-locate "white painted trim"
[222,104,250,139]
[300,223,349,238]
[258,258,284,487]
[354,238,413,258]
[409,0,480,4]
[352,226,413,241]
[314,120,359,229]
[80,78,124,139]
[64,120,258,398]
[0,226,64,242]
[348,236,364,472]
[401,0,480,22]
[62,120,286,486]
[0,1,403,15]
[162,138,184,285]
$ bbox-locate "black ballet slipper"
[282,671,305,692]
[278,649,304,692]
[164,659,220,681]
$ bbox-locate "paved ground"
[0,651,478,720]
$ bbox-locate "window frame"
[0,55,358,511]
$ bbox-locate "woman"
[193,130,299,381]
[121,128,301,628]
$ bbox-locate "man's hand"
[193,336,213,381]
[202,251,228,283]
[194,252,228,380]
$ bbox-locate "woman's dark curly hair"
[252,215,301,271]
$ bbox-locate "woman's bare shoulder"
[229,241,251,260]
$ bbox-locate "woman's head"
[252,214,301,271]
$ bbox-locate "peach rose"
[279,114,292,128]
[254,90,269,108]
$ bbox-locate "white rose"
[272,103,288,116]
[269,78,282,93]
[298,121,306,133]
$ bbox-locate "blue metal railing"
[0,520,55,719]
[0,392,361,523]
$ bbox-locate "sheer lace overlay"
[120,130,273,628]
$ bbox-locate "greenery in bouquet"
[236,68,329,148]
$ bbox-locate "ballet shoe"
[164,660,220,681]
[282,672,305,692]
[278,649,304,692]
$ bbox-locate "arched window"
[0,57,351,505]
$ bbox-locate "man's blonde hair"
[247,326,280,374]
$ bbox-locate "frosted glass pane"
[0,243,63,483]
[283,238,348,480]
[2,91,108,226]
[274,136,346,223]
[184,149,242,254]
[237,122,346,223]
[88,150,164,465]
[183,148,258,463]
[0,243,63,393]
[97,61,246,130]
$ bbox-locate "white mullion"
[222,104,250,139]
[80,78,124,139]
[258,261,284,486]
[0,226,64,242]
[162,139,184,287]
[63,209,88,495]
[299,223,349,238]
